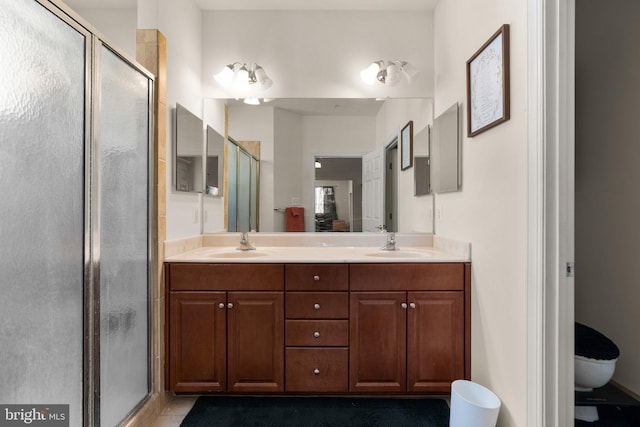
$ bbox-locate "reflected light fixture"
[360,60,418,86]
[243,97,274,106]
[315,160,322,169]
[214,62,273,92]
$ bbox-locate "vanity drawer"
[168,263,284,291]
[286,292,348,319]
[349,263,464,291]
[286,348,348,392]
[286,320,349,346]
[285,264,348,291]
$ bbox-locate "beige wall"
[200,10,434,99]
[273,108,305,232]
[71,7,137,57]
[575,0,640,396]
[434,0,527,426]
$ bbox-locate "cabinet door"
[407,291,464,392]
[227,292,284,392]
[169,292,226,392]
[349,292,406,392]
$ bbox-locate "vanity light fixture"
[314,160,322,169]
[360,60,418,86]
[214,62,273,92]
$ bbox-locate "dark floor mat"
[181,396,450,427]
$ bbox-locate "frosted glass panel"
[227,141,238,231]
[238,151,251,232]
[250,158,259,231]
[99,46,150,427]
[0,1,85,424]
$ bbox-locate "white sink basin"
[365,250,430,258]
[207,251,270,258]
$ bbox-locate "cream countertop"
[164,233,470,263]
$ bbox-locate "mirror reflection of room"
[218,97,438,233]
[314,157,362,232]
[175,103,204,193]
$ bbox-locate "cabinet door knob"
[401,303,408,309]
[227,303,234,309]
[314,303,320,310]
[218,303,225,309]
[313,369,320,375]
[409,303,416,309]
[314,331,320,338]
[313,275,320,281]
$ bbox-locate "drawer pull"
[313,275,320,281]
[313,369,320,375]
[314,331,320,338]
[314,303,320,310]
[227,303,234,309]
[401,303,408,309]
[218,303,225,309]
[409,302,416,309]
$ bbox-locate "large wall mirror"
[205,97,438,234]
[175,103,204,193]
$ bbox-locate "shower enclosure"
[0,1,154,426]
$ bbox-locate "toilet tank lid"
[575,322,620,360]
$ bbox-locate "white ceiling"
[65,0,439,11]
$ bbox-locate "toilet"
[574,322,620,422]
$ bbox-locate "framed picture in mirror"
[401,120,413,171]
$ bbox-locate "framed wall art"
[466,24,510,137]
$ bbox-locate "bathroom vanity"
[164,234,471,395]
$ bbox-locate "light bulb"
[214,64,235,87]
[233,65,250,90]
[385,62,401,86]
[244,97,260,105]
[360,62,381,85]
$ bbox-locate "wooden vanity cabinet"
[169,291,226,392]
[166,261,470,395]
[284,264,349,393]
[166,263,284,393]
[349,263,469,393]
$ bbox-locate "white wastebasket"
[450,380,501,427]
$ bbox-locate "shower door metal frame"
[34,1,156,426]
[89,38,156,427]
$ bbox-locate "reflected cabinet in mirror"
[431,102,461,194]
[206,125,224,196]
[175,103,203,193]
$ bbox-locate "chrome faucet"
[381,232,397,251]
[237,232,256,251]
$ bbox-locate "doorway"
[573,0,640,422]
[385,141,399,232]
[314,157,362,232]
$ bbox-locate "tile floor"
[150,394,197,427]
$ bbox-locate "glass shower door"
[238,150,252,232]
[98,45,152,427]
[227,140,238,231]
[0,1,88,424]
